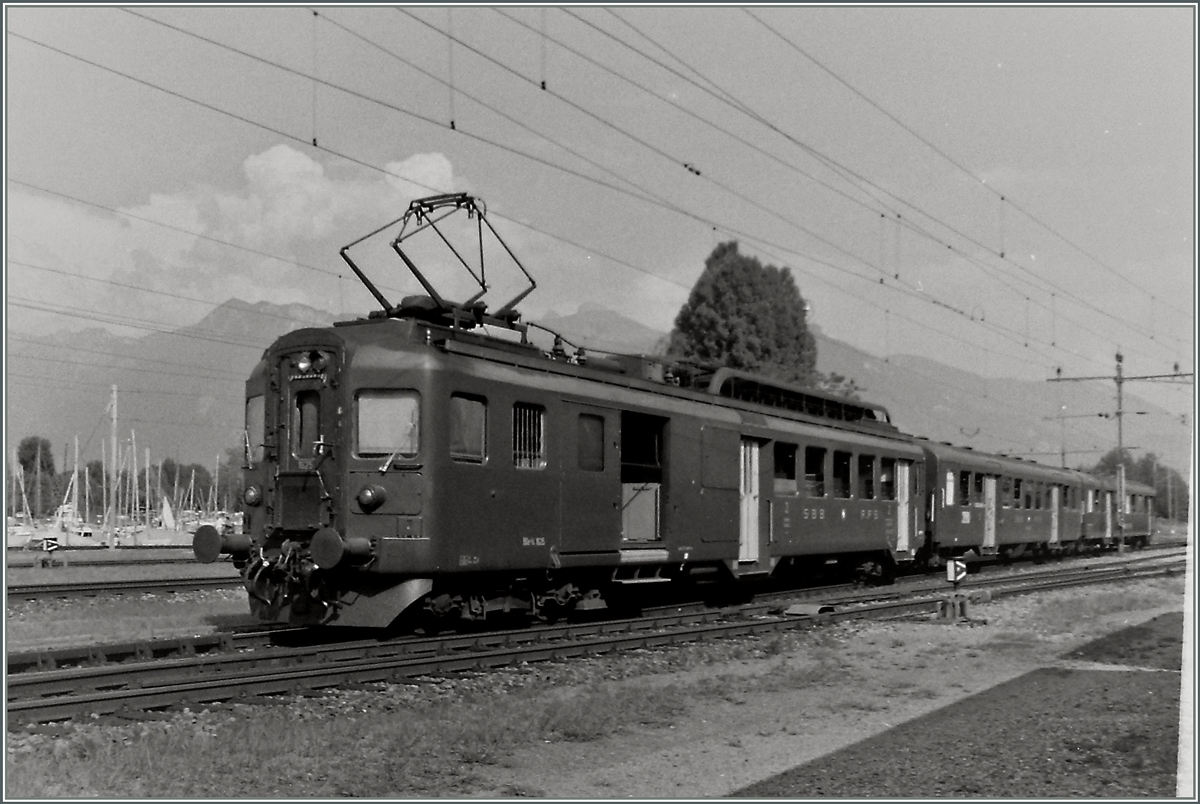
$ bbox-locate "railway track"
[7,554,1184,727]
[8,546,1183,674]
[6,539,1183,604]
[5,576,241,601]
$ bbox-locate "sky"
[5,6,1196,442]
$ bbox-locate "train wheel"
[533,598,563,624]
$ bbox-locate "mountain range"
[6,298,1190,478]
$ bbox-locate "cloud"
[383,152,465,200]
[6,145,476,334]
[7,143,696,343]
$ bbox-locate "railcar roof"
[315,314,909,443]
[916,438,1081,482]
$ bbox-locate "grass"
[5,590,251,647]
[5,682,691,798]
[1025,578,1184,635]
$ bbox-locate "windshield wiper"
[379,450,400,474]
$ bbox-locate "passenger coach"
[919,440,1157,560]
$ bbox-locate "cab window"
[357,390,420,457]
[245,395,265,464]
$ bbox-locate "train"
[193,193,1156,630]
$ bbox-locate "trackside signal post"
[938,559,970,621]
[1049,355,1193,552]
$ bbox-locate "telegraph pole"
[1049,356,1193,551]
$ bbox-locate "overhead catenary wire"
[8,15,1189,388]
[585,8,1188,352]
[12,15,1165,375]
[745,10,1188,319]
[8,29,1046,367]
[379,10,1152,373]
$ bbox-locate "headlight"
[311,351,327,371]
[357,485,387,511]
[296,354,312,372]
[243,485,262,506]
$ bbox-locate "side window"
[879,458,896,501]
[245,395,265,464]
[513,403,546,469]
[577,414,604,472]
[973,473,985,507]
[832,451,852,498]
[450,394,487,463]
[959,470,971,507]
[1000,476,1012,508]
[625,412,666,484]
[1035,483,1043,510]
[357,390,419,457]
[1024,482,1033,510]
[1013,478,1023,509]
[774,442,798,495]
[857,454,875,500]
[805,446,826,498]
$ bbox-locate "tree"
[1090,448,1189,521]
[1091,447,1138,481]
[17,436,55,477]
[668,242,818,386]
[819,372,864,401]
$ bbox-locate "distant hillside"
[529,309,1189,475]
[532,302,669,355]
[6,300,339,470]
[7,300,1190,476]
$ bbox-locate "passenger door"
[1049,485,1060,544]
[896,461,911,553]
[983,476,997,550]
[739,439,761,562]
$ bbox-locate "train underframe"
[231,533,903,630]
[929,533,1149,568]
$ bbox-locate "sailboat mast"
[101,440,108,539]
[131,431,140,547]
[108,384,118,548]
[35,440,42,523]
[145,448,151,530]
[73,435,80,526]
